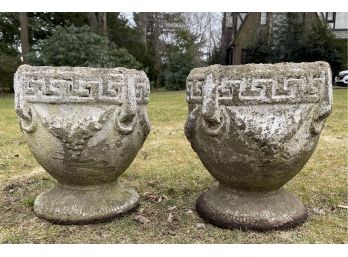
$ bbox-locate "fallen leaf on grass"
[138,208,145,214]
[185,209,194,214]
[133,215,150,224]
[167,230,176,236]
[143,192,168,202]
[312,207,325,215]
[196,223,206,229]
[142,151,149,160]
[168,205,177,211]
[158,194,168,202]
[146,180,158,187]
[167,212,178,223]
[138,207,159,217]
[143,192,159,201]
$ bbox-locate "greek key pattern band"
[20,72,149,104]
[187,72,327,105]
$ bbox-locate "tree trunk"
[19,12,29,64]
[138,12,147,46]
[98,12,107,36]
[154,13,161,88]
[219,13,228,65]
[208,13,212,59]
[87,12,98,33]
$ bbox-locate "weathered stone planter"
[14,65,151,224]
[185,62,332,231]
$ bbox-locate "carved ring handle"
[310,67,333,135]
[115,76,137,134]
[201,74,225,136]
[16,107,37,133]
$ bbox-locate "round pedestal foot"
[34,181,139,224]
[196,185,308,231]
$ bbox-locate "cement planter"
[185,62,332,231]
[14,65,151,224]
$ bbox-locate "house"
[318,12,348,39]
[222,12,348,65]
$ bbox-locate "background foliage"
[164,29,200,90]
[245,13,346,76]
[0,12,347,93]
[28,25,141,69]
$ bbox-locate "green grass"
[0,89,347,243]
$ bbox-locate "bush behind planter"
[0,44,21,94]
[27,25,142,70]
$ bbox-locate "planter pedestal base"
[34,181,139,224]
[196,184,308,231]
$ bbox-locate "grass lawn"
[0,89,347,243]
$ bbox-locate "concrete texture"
[185,62,332,230]
[14,65,151,224]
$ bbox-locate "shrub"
[0,43,20,94]
[302,21,345,76]
[28,25,141,69]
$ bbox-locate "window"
[226,13,233,28]
[327,12,334,21]
[335,12,348,29]
[260,12,267,25]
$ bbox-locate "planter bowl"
[14,65,151,224]
[185,62,332,230]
